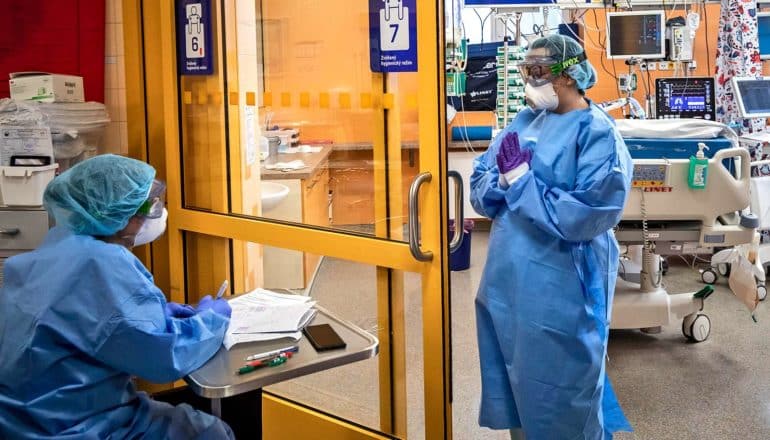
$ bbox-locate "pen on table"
[215,280,229,299]
[236,352,293,375]
[244,345,299,361]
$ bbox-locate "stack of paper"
[224,289,316,349]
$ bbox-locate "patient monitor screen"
[655,77,715,120]
[607,12,665,59]
[735,79,770,117]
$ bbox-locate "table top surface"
[260,146,332,180]
[185,305,379,398]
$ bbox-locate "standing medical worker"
[0,155,234,439]
[470,34,634,439]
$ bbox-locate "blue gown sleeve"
[470,136,508,219]
[503,125,632,242]
[92,286,229,383]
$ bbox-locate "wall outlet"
[646,62,656,71]
[688,60,698,70]
[658,61,669,70]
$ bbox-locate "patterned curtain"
[715,0,767,161]
[715,0,769,241]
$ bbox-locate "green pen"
[236,352,291,375]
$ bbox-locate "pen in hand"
[215,280,229,299]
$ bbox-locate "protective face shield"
[134,208,168,247]
[132,179,168,247]
[135,179,167,219]
[519,52,588,86]
[519,49,587,110]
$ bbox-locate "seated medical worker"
[0,155,234,439]
[470,34,634,439]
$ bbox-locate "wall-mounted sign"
[369,0,417,72]
[176,0,213,75]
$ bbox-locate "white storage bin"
[37,102,109,172]
[0,164,58,206]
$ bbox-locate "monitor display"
[606,11,666,59]
[758,13,770,60]
[732,77,770,118]
[655,77,715,120]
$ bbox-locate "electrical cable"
[589,9,621,98]
[473,9,493,44]
[702,0,712,75]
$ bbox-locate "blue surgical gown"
[0,227,233,439]
[471,102,634,439]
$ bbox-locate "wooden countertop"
[261,145,332,180]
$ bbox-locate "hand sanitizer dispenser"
[688,143,709,189]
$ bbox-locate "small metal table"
[184,306,378,436]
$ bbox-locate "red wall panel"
[0,0,106,102]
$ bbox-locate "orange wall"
[262,0,419,144]
[583,5,721,111]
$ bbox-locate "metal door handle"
[408,172,433,261]
[448,170,464,252]
[0,228,20,236]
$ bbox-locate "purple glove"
[165,302,196,318]
[196,295,232,319]
[496,132,532,174]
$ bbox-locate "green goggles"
[519,52,587,86]
[136,179,167,219]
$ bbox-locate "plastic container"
[688,143,709,189]
[0,164,58,206]
[449,219,475,271]
[37,102,110,171]
[268,136,280,157]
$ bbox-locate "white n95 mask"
[525,82,559,111]
[134,208,168,247]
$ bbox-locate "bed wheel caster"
[682,314,710,342]
[717,263,731,277]
[758,284,767,302]
[701,268,718,285]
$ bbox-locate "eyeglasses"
[136,179,166,219]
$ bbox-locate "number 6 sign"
[176,0,213,75]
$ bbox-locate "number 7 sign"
[380,0,409,51]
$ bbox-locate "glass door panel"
[132,0,450,437]
[176,0,421,243]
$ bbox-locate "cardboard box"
[9,72,84,103]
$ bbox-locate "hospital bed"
[611,120,759,342]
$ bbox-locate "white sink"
[261,181,289,212]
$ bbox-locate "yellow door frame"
[123,0,451,438]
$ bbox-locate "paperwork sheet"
[224,289,316,349]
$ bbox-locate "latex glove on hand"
[496,132,532,187]
[196,295,233,319]
[164,302,196,319]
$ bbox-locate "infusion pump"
[666,14,699,62]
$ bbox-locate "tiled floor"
[268,231,770,439]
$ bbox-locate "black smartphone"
[303,324,346,351]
